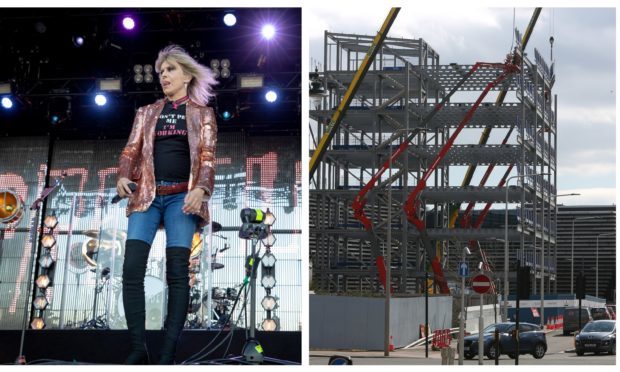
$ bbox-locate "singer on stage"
[115,44,218,364]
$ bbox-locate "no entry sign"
[471,274,492,294]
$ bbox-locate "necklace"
[169,95,189,109]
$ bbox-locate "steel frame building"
[556,205,616,300]
[310,31,557,296]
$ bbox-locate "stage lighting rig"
[239,208,269,240]
[238,207,278,363]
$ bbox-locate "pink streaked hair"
[155,44,218,106]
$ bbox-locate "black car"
[574,320,616,355]
[461,322,547,360]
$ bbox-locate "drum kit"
[186,221,241,329]
[1,187,239,330]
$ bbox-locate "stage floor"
[0,329,301,365]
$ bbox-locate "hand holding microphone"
[113,178,137,204]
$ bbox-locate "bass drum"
[109,276,166,330]
[0,189,24,225]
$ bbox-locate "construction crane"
[402,55,520,294]
[449,8,542,229]
[309,7,400,180]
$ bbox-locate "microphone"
[111,183,137,204]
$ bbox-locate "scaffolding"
[310,31,557,296]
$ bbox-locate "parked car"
[591,307,612,320]
[563,307,593,335]
[460,322,547,360]
[574,320,616,355]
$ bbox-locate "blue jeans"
[127,181,198,249]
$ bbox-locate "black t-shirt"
[153,101,191,182]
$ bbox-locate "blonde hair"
[155,44,218,106]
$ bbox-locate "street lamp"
[571,216,601,293]
[503,173,549,322]
[595,232,614,298]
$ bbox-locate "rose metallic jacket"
[117,98,217,227]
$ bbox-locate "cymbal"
[83,228,127,241]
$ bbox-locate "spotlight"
[261,274,276,289]
[143,65,154,83]
[38,253,55,269]
[47,96,71,125]
[34,22,47,34]
[122,16,135,30]
[72,35,85,47]
[210,59,220,69]
[261,24,276,40]
[134,74,144,84]
[35,274,51,289]
[97,78,122,92]
[30,317,45,330]
[221,110,233,121]
[33,296,49,311]
[261,232,276,247]
[133,64,143,74]
[265,90,278,103]
[1,97,13,109]
[262,252,277,268]
[261,295,278,311]
[223,13,237,27]
[0,82,11,94]
[264,209,276,226]
[261,318,277,331]
[40,234,56,249]
[94,94,107,106]
[221,68,231,79]
[239,75,264,89]
[44,213,58,229]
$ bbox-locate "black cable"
[183,287,249,364]
[181,279,249,364]
[184,242,260,364]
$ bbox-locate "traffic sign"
[458,262,469,277]
[471,274,492,294]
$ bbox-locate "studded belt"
[156,182,189,196]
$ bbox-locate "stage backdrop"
[0,133,301,331]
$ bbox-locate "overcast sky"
[308,6,616,206]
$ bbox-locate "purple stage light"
[261,24,276,40]
[72,36,84,47]
[122,17,135,30]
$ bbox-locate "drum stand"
[79,212,112,329]
[80,267,112,329]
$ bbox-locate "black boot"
[158,247,191,364]
[122,239,151,364]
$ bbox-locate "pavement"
[310,330,616,365]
